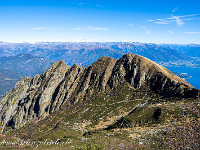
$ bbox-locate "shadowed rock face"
[0,53,198,132]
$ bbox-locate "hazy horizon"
[1,41,200,45]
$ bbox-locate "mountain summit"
[0,53,198,132]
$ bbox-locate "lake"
[166,66,200,90]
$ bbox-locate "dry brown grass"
[159,104,200,150]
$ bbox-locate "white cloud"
[139,26,147,29]
[77,3,84,5]
[184,32,200,34]
[147,20,155,22]
[75,26,109,31]
[147,14,200,26]
[96,5,103,7]
[31,27,56,30]
[168,30,174,34]
[128,24,135,26]
[172,16,185,26]
[172,7,178,13]
[178,14,200,18]
[128,24,152,34]
[146,30,152,35]
[154,21,170,24]
[128,24,147,28]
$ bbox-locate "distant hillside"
[161,44,200,57]
[0,54,54,96]
[0,54,55,77]
[0,69,22,97]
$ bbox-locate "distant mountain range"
[0,42,194,66]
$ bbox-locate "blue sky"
[0,0,200,43]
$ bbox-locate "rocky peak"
[108,53,195,96]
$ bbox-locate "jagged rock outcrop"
[108,54,196,97]
[0,53,198,132]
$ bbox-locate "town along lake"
[166,66,200,89]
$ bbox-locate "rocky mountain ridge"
[0,53,198,133]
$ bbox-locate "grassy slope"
[0,84,199,149]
